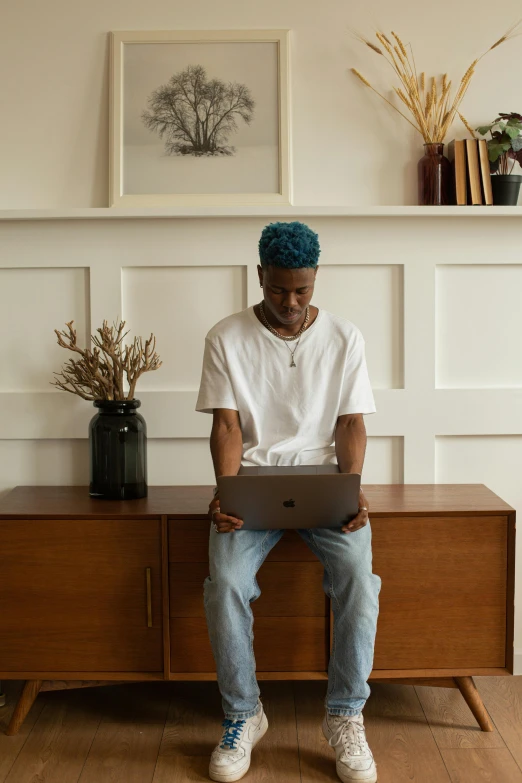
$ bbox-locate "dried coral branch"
[50,318,162,401]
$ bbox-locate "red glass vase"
[418,142,451,205]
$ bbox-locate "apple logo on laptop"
[283,498,295,508]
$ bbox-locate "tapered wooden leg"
[5,680,43,736]
[454,676,494,732]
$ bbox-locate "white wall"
[1,0,521,207]
[1,1,521,670]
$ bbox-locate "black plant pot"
[491,174,522,206]
[89,399,147,500]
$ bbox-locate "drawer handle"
[146,567,152,627]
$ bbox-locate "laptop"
[216,465,361,530]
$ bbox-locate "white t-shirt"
[195,305,376,467]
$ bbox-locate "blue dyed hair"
[258,221,320,268]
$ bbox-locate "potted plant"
[51,318,162,500]
[475,113,522,205]
[350,21,522,205]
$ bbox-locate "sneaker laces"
[219,718,246,751]
[328,715,369,758]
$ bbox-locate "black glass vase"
[89,399,147,500]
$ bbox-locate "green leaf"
[488,141,512,161]
[504,124,521,139]
[476,125,492,135]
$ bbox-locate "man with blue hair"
[196,220,381,783]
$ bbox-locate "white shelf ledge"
[0,205,521,220]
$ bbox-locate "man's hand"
[209,495,244,533]
[341,487,369,534]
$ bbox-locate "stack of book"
[447,139,493,205]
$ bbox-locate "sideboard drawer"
[170,616,328,672]
[168,520,318,561]
[168,530,328,672]
[170,561,327,616]
[371,515,508,669]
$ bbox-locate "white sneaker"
[209,702,268,782]
[322,711,378,782]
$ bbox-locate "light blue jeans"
[203,520,382,720]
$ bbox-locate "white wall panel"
[148,438,216,486]
[0,440,89,498]
[314,264,402,389]
[358,436,403,485]
[0,267,89,392]
[436,265,522,388]
[122,265,246,391]
[0,434,398,498]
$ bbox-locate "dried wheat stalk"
[350,22,522,143]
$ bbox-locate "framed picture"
[109,29,291,207]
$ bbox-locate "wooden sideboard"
[0,484,515,736]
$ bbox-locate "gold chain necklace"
[258,300,310,368]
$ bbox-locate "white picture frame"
[109,29,292,207]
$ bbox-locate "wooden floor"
[1,676,522,782]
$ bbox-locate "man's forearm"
[335,420,367,474]
[210,422,243,480]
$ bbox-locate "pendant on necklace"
[290,358,296,367]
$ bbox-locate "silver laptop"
[216,465,361,530]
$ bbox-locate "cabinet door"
[368,515,508,670]
[0,519,163,673]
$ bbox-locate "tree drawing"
[141,64,255,157]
